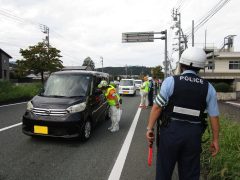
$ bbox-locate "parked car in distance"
[22,70,109,141]
[118,79,136,96]
[134,79,143,90]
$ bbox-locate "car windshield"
[43,74,91,97]
[120,80,134,86]
[134,80,142,84]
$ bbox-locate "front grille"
[32,107,68,116]
[122,88,130,90]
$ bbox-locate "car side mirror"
[39,87,44,96]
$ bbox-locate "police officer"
[146,47,220,180]
[148,77,154,106]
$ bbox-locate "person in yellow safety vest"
[139,76,150,108]
[98,80,121,132]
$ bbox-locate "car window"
[93,76,106,95]
[120,80,134,86]
[134,80,142,84]
[43,74,91,97]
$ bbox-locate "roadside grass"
[0,81,42,104]
[201,117,240,179]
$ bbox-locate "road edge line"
[0,122,22,132]
[0,102,27,108]
[226,101,240,107]
[108,107,142,180]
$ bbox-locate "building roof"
[207,51,240,59]
[217,51,240,58]
[63,66,93,70]
[199,72,240,79]
[26,74,38,78]
[0,48,12,58]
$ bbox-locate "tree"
[82,57,95,70]
[152,65,164,80]
[16,42,63,83]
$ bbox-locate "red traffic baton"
[148,132,154,166]
[148,144,153,166]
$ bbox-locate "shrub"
[0,81,12,91]
[214,82,231,92]
[0,82,42,103]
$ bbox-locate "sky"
[0,0,239,69]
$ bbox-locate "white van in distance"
[118,79,136,96]
[134,79,143,90]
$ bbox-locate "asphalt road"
[218,101,240,122]
[0,92,158,180]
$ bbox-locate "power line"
[175,0,184,10]
[185,0,231,37]
[194,0,231,33]
[0,8,89,64]
[184,0,226,34]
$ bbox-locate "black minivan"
[22,70,109,141]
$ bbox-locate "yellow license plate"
[123,91,129,94]
[34,125,48,134]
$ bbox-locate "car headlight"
[27,101,33,111]
[66,102,86,113]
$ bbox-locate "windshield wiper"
[44,95,67,98]
[66,95,84,98]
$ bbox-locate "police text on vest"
[179,76,203,84]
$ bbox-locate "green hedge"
[0,81,42,103]
[201,117,240,179]
[213,82,231,92]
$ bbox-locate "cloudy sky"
[0,0,239,68]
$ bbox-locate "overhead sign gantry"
[122,31,169,79]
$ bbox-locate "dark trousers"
[156,121,202,180]
[148,89,154,106]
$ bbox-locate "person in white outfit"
[139,76,149,108]
[98,80,121,132]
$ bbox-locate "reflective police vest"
[164,73,208,123]
[105,85,120,106]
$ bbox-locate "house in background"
[199,36,240,99]
[0,48,12,81]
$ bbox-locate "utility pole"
[204,29,207,49]
[178,12,181,60]
[160,30,168,79]
[172,9,183,60]
[192,20,194,47]
[100,56,103,72]
[40,25,50,48]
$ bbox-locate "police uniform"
[154,70,219,180]
[148,79,154,106]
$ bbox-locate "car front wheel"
[80,120,92,141]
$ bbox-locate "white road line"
[226,101,240,107]
[0,122,22,132]
[0,102,27,108]
[108,107,142,180]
